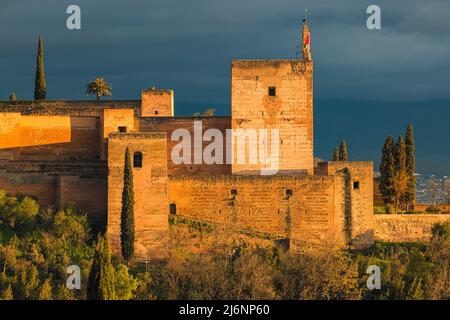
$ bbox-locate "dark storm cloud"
[1,0,450,102]
[0,0,449,173]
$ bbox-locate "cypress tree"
[121,147,135,261]
[379,135,395,213]
[394,135,407,213]
[339,140,348,161]
[332,147,339,161]
[34,34,47,100]
[87,234,116,300]
[405,124,416,211]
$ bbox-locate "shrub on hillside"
[425,206,442,214]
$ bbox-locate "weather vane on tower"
[301,9,311,61]
[296,9,311,60]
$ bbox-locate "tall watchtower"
[231,20,313,175]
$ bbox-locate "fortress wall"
[0,159,107,223]
[332,173,348,248]
[231,60,314,175]
[0,113,100,160]
[57,175,107,224]
[100,109,135,160]
[0,170,56,206]
[319,162,374,248]
[168,174,347,247]
[374,214,450,242]
[0,113,22,159]
[107,133,168,259]
[0,100,139,116]
[136,117,231,175]
[373,177,383,206]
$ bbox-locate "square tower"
[107,132,168,259]
[231,59,313,174]
[140,88,174,117]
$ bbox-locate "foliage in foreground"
[0,190,449,300]
[0,191,135,300]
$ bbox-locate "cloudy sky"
[1,0,449,174]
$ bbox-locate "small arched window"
[133,152,143,168]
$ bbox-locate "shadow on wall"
[0,116,101,161]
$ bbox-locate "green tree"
[405,124,416,211]
[34,34,46,100]
[332,147,339,161]
[17,265,40,299]
[38,279,53,300]
[339,140,347,161]
[85,78,112,102]
[9,93,16,101]
[121,148,135,261]
[0,194,39,229]
[87,234,116,300]
[1,237,17,276]
[380,135,396,213]
[115,264,138,300]
[394,135,407,213]
[12,196,39,228]
[1,284,13,300]
[406,277,424,300]
[431,222,450,243]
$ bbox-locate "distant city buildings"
[416,173,449,204]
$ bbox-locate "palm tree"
[86,78,112,102]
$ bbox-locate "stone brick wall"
[168,174,347,248]
[0,113,100,161]
[56,175,107,224]
[0,160,107,222]
[373,177,383,206]
[0,170,57,206]
[374,214,450,242]
[231,60,313,175]
[0,100,139,116]
[100,109,135,160]
[318,161,374,248]
[107,133,168,259]
[137,116,231,175]
[140,89,174,117]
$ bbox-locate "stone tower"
[107,132,169,259]
[230,20,313,175]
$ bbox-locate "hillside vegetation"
[1,190,449,300]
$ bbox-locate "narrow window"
[286,189,293,197]
[118,126,127,133]
[268,86,276,96]
[133,151,143,168]
[231,189,238,196]
[155,110,159,115]
[353,181,360,190]
[170,203,176,214]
